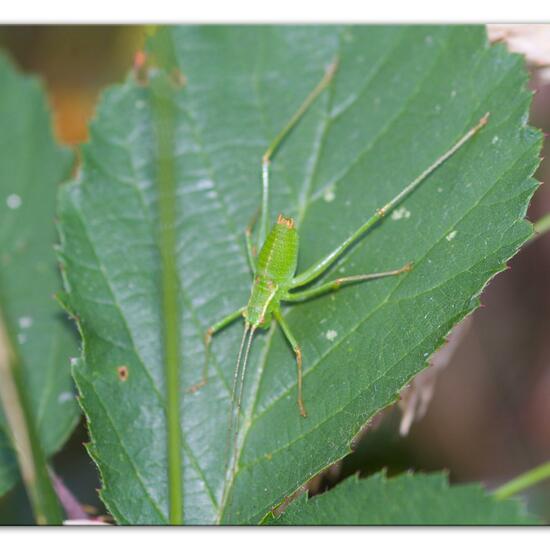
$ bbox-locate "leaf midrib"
[76,103,222,517]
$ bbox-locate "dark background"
[0,25,548,524]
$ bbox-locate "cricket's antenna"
[220,325,249,495]
[231,326,256,469]
[220,323,257,520]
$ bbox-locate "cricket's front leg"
[186,306,245,393]
[273,309,307,417]
[258,59,338,247]
[244,207,260,275]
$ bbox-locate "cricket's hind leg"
[290,114,489,290]
[285,263,413,303]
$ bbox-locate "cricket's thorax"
[244,214,299,327]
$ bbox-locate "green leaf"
[57,26,541,524]
[0,53,79,496]
[267,472,538,525]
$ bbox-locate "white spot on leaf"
[58,392,74,404]
[323,187,336,202]
[391,207,411,221]
[18,316,33,329]
[492,135,499,144]
[196,179,214,190]
[6,194,22,209]
[446,230,458,241]
[326,329,338,342]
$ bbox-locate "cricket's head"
[276,213,295,229]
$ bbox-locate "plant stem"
[532,213,550,240]
[151,73,183,525]
[494,461,550,501]
[0,310,64,524]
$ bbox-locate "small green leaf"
[0,53,79,496]
[267,472,538,525]
[58,26,541,524]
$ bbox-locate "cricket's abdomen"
[256,214,299,284]
[244,214,299,327]
[245,278,277,328]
